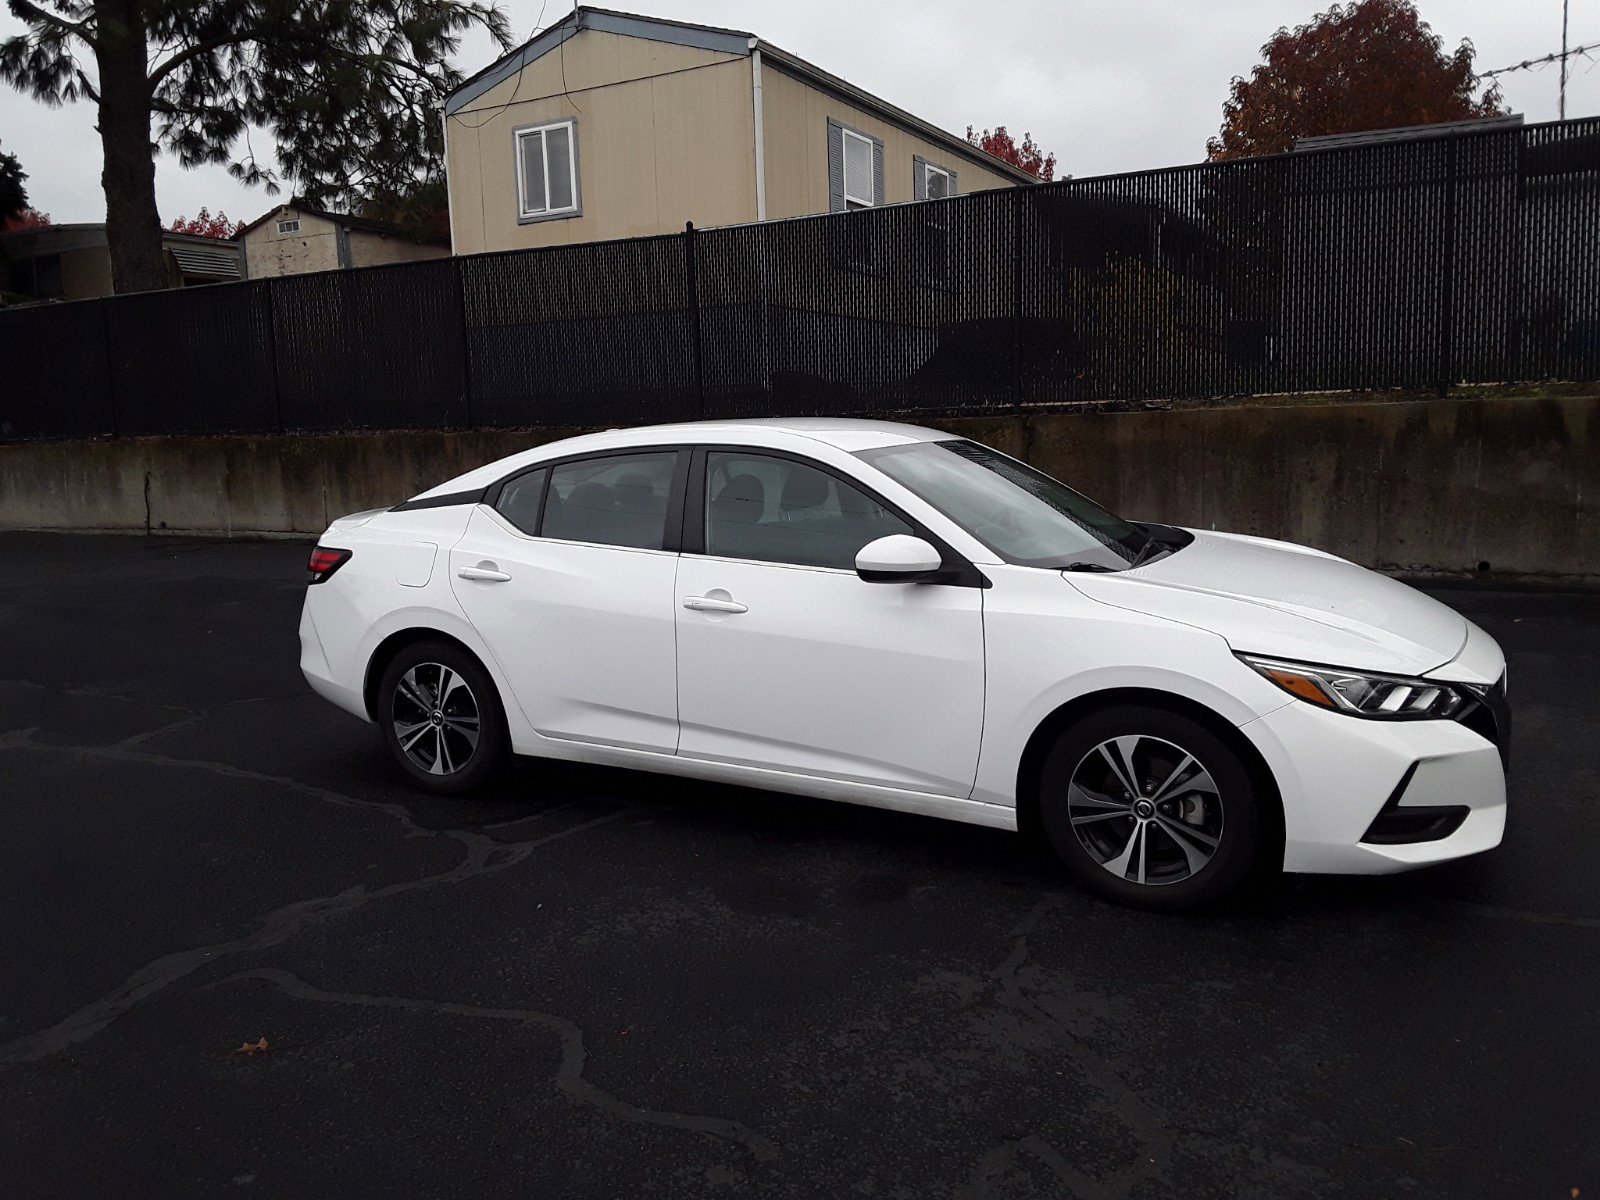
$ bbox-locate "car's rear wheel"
[1039,705,1268,911]
[377,640,509,795]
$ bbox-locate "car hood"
[1064,529,1467,677]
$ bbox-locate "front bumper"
[1242,695,1507,875]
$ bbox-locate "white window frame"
[922,162,953,201]
[841,127,875,209]
[515,119,581,223]
[276,219,300,235]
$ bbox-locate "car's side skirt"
[517,735,1019,832]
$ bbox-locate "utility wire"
[1480,39,1600,79]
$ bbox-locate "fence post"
[1437,135,1459,398]
[454,257,474,431]
[100,300,119,439]
[1012,189,1025,409]
[685,221,705,417]
[262,278,284,434]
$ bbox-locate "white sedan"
[299,419,1509,910]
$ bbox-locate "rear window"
[539,452,678,550]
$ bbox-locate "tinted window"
[542,452,678,549]
[705,452,912,570]
[859,439,1151,569]
[494,467,548,535]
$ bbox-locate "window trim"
[840,127,876,209]
[513,118,583,225]
[276,218,301,235]
[922,161,953,200]
[684,445,988,586]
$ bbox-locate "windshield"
[858,440,1152,569]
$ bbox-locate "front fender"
[971,564,1293,808]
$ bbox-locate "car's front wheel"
[377,640,509,795]
[1039,705,1270,911]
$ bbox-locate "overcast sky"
[1,0,1594,225]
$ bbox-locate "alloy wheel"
[392,662,481,776]
[1067,735,1223,886]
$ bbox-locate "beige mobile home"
[442,6,1035,254]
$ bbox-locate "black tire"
[377,639,509,795]
[1039,705,1270,912]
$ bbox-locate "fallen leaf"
[232,1037,270,1056]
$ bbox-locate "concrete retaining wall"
[2,392,1596,581]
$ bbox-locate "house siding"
[445,28,758,253]
[59,248,113,299]
[758,63,1017,220]
[243,211,344,277]
[345,231,450,269]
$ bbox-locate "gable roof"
[444,5,1038,185]
[235,200,450,245]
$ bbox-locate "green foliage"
[0,0,512,211]
[0,138,27,221]
[359,177,450,238]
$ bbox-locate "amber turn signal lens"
[1262,668,1337,708]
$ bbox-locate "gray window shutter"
[913,155,927,201]
[827,118,845,213]
[948,167,958,196]
[871,136,885,207]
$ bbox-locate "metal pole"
[454,258,474,431]
[1013,191,1025,409]
[261,278,285,433]
[1438,136,1458,398]
[100,300,119,439]
[685,221,705,417]
[1560,0,1569,120]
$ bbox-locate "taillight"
[307,546,352,584]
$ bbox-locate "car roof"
[410,418,952,500]
[580,417,945,451]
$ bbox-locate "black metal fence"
[4,117,1599,443]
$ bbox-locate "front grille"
[1456,671,1511,770]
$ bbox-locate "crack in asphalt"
[959,897,1174,1200]
[1441,899,1600,931]
[0,704,781,1166]
[0,726,436,839]
[0,677,192,712]
[963,1134,1120,1200]
[211,968,782,1164]
[0,731,641,1066]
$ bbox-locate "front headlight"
[1238,654,1480,720]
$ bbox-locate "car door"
[449,448,685,753]
[674,447,985,797]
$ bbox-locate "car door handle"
[458,566,512,583]
[683,595,748,614]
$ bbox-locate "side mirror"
[855,534,944,583]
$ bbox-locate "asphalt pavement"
[0,531,1595,1199]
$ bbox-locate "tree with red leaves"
[966,125,1058,181]
[1208,0,1506,161]
[2,208,51,233]
[167,207,240,239]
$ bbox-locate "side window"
[704,452,913,570]
[494,467,548,535]
[515,119,581,223]
[827,119,884,213]
[541,452,678,549]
